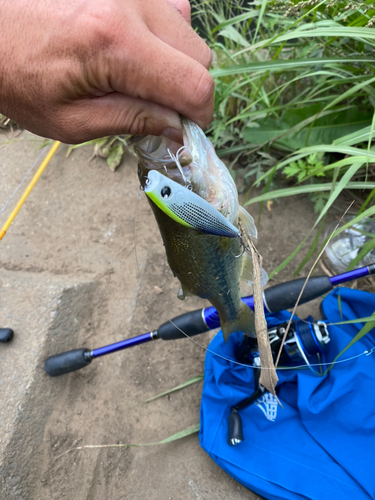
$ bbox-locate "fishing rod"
[44,263,375,377]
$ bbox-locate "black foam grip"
[44,348,92,376]
[264,276,333,312]
[0,328,14,343]
[158,308,208,340]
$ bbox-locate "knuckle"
[127,108,151,136]
[179,0,191,19]
[168,0,191,20]
[200,44,212,70]
[75,3,118,51]
[193,67,214,109]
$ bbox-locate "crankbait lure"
[144,170,240,238]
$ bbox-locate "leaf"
[238,26,375,57]
[107,143,124,172]
[151,423,200,445]
[218,27,250,47]
[358,187,375,216]
[325,313,375,374]
[211,11,258,33]
[314,162,364,225]
[97,137,115,158]
[142,375,204,403]
[333,125,373,146]
[268,232,311,279]
[347,235,375,270]
[245,181,375,205]
[55,424,200,459]
[309,192,329,214]
[243,105,373,151]
[253,146,375,187]
[294,216,326,275]
[253,0,269,40]
[210,57,375,78]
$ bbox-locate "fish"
[135,118,268,342]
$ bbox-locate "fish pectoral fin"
[239,206,257,239]
[221,302,256,342]
[177,284,191,301]
[240,251,254,286]
[240,252,269,288]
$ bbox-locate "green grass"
[191,0,375,274]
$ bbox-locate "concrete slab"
[0,270,96,500]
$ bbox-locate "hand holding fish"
[0,0,213,143]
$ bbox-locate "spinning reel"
[228,318,330,446]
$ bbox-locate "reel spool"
[268,317,330,374]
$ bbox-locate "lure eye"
[161,186,171,199]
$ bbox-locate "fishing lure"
[144,170,240,238]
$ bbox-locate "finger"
[110,31,214,128]
[144,0,211,70]
[51,93,183,144]
[165,0,191,23]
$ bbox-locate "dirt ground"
[0,129,332,500]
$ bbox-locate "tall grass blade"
[294,218,326,276]
[314,163,365,226]
[268,232,311,279]
[246,182,375,205]
[210,58,375,78]
[142,375,204,403]
[324,314,375,374]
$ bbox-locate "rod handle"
[44,348,92,376]
[158,308,208,340]
[0,328,14,343]
[264,276,333,312]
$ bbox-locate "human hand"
[0,0,213,143]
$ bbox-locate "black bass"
[135,119,267,341]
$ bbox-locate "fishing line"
[0,144,49,216]
[168,318,375,372]
[166,147,192,189]
[133,187,143,276]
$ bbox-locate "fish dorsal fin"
[240,251,269,288]
[238,206,257,239]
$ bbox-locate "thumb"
[52,93,183,144]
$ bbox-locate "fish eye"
[161,186,171,199]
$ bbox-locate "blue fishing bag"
[200,287,375,500]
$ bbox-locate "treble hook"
[233,236,246,258]
[167,147,192,190]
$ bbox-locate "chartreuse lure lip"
[144,170,239,238]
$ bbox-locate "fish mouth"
[134,135,192,189]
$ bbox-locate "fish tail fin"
[221,302,256,342]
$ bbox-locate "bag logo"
[255,393,278,422]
